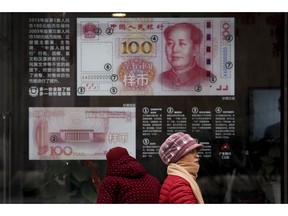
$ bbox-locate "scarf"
[167,161,204,204]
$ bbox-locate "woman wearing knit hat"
[158,132,205,203]
[96,146,161,203]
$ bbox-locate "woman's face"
[182,148,200,164]
[165,27,199,72]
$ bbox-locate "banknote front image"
[29,107,136,160]
[77,17,235,96]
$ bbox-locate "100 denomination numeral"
[50,146,73,156]
[121,41,153,54]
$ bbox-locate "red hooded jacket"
[96,155,161,203]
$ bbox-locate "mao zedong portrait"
[159,22,214,90]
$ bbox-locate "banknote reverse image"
[29,107,136,160]
[77,17,235,96]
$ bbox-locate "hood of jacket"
[106,155,147,178]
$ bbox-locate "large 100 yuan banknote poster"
[29,107,136,160]
[77,17,235,96]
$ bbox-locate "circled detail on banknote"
[106,27,113,35]
[104,63,112,71]
[209,75,217,83]
[150,35,158,43]
[110,86,118,94]
[225,34,233,42]
[225,61,233,69]
[50,135,58,143]
[110,74,118,82]
[77,87,85,94]
[96,27,102,35]
[194,84,202,92]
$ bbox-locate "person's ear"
[193,44,200,56]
